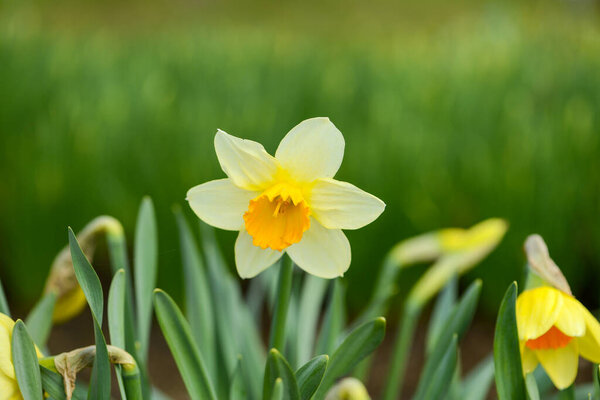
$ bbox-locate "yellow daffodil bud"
[325,377,371,400]
[0,313,43,400]
[407,218,507,306]
[44,216,124,323]
[516,235,600,390]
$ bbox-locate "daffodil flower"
[516,235,600,390]
[187,118,385,279]
[0,313,42,400]
[517,286,600,389]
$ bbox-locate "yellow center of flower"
[526,326,573,350]
[243,183,311,251]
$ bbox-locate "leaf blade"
[12,320,43,400]
[494,282,526,400]
[153,289,217,400]
[134,197,158,363]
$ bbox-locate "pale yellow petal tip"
[439,218,508,253]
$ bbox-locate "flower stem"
[269,255,294,352]
[121,363,143,400]
[382,300,421,400]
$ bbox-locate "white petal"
[235,230,284,279]
[275,118,345,182]
[309,178,385,230]
[214,129,279,191]
[186,179,257,231]
[286,219,350,278]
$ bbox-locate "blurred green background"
[1,0,600,318]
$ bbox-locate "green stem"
[122,363,143,400]
[382,300,421,400]
[269,256,294,352]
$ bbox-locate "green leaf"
[413,280,481,399]
[415,335,458,400]
[12,320,43,400]
[106,229,148,398]
[315,280,346,356]
[108,269,127,398]
[229,356,247,400]
[175,209,215,375]
[295,355,328,400]
[25,292,57,348]
[525,373,540,400]
[41,366,86,400]
[69,228,103,324]
[68,227,111,400]
[426,275,457,354]
[313,317,386,400]
[494,282,526,400]
[153,289,216,400]
[0,277,10,317]
[593,364,600,400]
[271,379,284,400]
[263,349,300,400]
[460,355,494,400]
[90,323,111,400]
[108,269,126,349]
[134,197,158,363]
[556,385,575,400]
[296,276,328,367]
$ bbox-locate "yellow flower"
[325,377,371,400]
[186,118,385,278]
[516,286,600,389]
[0,313,43,400]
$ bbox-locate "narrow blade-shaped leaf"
[271,379,284,400]
[413,280,481,398]
[525,373,540,400]
[230,356,248,400]
[12,320,43,400]
[68,228,111,400]
[134,197,158,363]
[69,228,103,324]
[25,292,57,349]
[461,355,494,400]
[313,317,386,400]
[108,269,127,398]
[315,280,346,356]
[153,289,216,400]
[296,355,328,400]
[415,335,458,400]
[494,282,526,400]
[296,276,328,367]
[41,366,86,400]
[0,277,10,317]
[175,209,214,374]
[263,349,300,400]
[426,275,457,354]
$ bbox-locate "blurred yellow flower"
[0,313,43,400]
[517,286,600,389]
[187,118,385,279]
[325,377,370,400]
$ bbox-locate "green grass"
[1,1,599,315]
